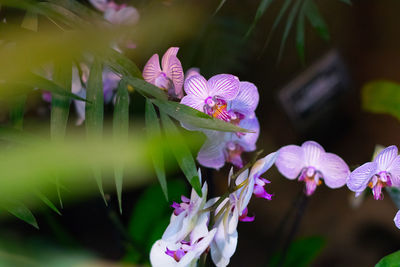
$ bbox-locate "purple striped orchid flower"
[197,116,259,169]
[209,152,278,267]
[143,47,184,99]
[275,141,349,196]
[180,74,240,121]
[347,145,400,200]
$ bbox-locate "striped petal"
[302,141,325,168]
[375,145,398,172]
[319,152,349,189]
[143,54,162,85]
[347,162,377,193]
[387,155,400,186]
[162,48,184,98]
[180,95,205,112]
[208,74,240,101]
[275,144,305,179]
[184,74,209,99]
[230,81,259,116]
[235,117,259,152]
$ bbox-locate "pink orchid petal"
[161,47,179,71]
[275,145,304,179]
[163,55,184,98]
[301,141,325,168]
[230,81,259,116]
[347,161,377,192]
[185,67,200,80]
[207,74,240,101]
[184,74,209,100]
[197,132,227,170]
[180,95,205,111]
[143,54,162,84]
[235,117,259,152]
[375,145,398,172]
[388,155,400,186]
[394,210,400,229]
[319,152,350,189]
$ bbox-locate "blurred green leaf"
[9,95,27,130]
[376,250,400,267]
[245,0,274,39]
[105,49,142,79]
[0,126,44,144]
[362,81,400,121]
[21,11,38,31]
[214,0,227,15]
[123,76,167,101]
[152,99,251,133]
[339,0,352,5]
[85,59,106,204]
[160,112,202,197]
[305,0,330,41]
[278,0,303,61]
[34,191,62,216]
[264,0,292,49]
[145,100,168,200]
[4,202,39,229]
[269,236,325,267]
[113,82,130,214]
[127,180,186,253]
[296,1,307,63]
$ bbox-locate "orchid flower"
[197,117,259,169]
[210,152,278,267]
[150,213,216,267]
[143,47,184,99]
[275,141,349,196]
[162,170,208,243]
[180,74,240,121]
[347,145,400,200]
[227,81,259,125]
[89,0,139,25]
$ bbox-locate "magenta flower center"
[298,167,322,196]
[203,97,230,121]
[165,247,187,262]
[368,171,392,200]
[155,72,173,91]
[171,195,191,216]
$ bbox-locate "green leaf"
[269,236,325,267]
[123,76,167,101]
[263,0,292,50]
[9,95,27,130]
[113,82,130,214]
[214,0,227,15]
[278,0,303,61]
[145,100,168,200]
[4,202,39,229]
[128,180,186,253]
[339,0,352,5]
[305,0,330,41]
[245,0,274,39]
[152,99,251,133]
[362,80,400,121]
[104,49,142,79]
[34,190,62,216]
[51,62,72,208]
[160,112,202,197]
[296,1,307,64]
[85,58,106,205]
[0,126,44,144]
[376,250,400,267]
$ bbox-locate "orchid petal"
[189,212,210,243]
[73,89,86,126]
[347,162,377,192]
[250,151,279,180]
[388,155,400,186]
[150,240,179,267]
[319,152,349,188]
[161,47,179,71]
[301,141,325,168]
[180,95,205,112]
[230,81,259,116]
[211,219,238,267]
[114,6,140,25]
[185,68,200,80]
[275,145,304,179]
[207,74,240,101]
[162,212,187,243]
[184,75,209,99]
[71,67,82,94]
[197,132,227,170]
[375,145,398,172]
[179,229,217,267]
[394,210,400,229]
[235,117,259,152]
[163,55,184,98]
[143,54,162,85]
[89,0,108,11]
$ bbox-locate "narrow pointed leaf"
[34,191,62,215]
[296,1,307,64]
[4,202,39,229]
[214,0,227,15]
[122,76,167,101]
[245,0,274,40]
[105,49,142,79]
[145,100,168,200]
[263,0,292,50]
[278,0,303,61]
[9,95,27,130]
[160,112,202,197]
[305,0,330,41]
[85,58,106,204]
[113,82,130,213]
[152,99,251,133]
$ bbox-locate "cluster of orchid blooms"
[37,2,400,264]
[140,47,400,266]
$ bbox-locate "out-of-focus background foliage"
[1,0,400,266]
